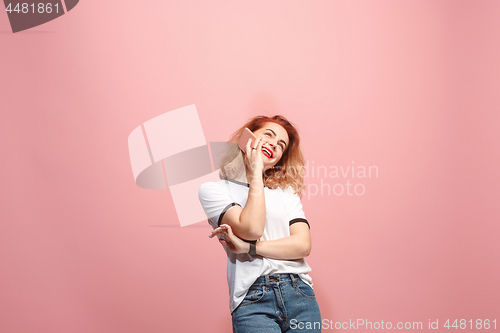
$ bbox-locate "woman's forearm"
[238,172,266,239]
[255,233,311,260]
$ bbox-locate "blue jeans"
[231,273,322,333]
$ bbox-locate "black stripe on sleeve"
[289,218,310,229]
[217,202,241,227]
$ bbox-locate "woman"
[198,115,321,333]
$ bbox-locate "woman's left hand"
[209,224,251,254]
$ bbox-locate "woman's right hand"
[244,136,265,176]
[210,224,252,254]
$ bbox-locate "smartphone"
[238,127,257,151]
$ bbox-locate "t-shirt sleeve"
[285,187,310,229]
[198,182,241,229]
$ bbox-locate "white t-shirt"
[198,178,314,313]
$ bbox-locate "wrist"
[248,172,263,181]
[248,176,265,195]
[248,240,257,256]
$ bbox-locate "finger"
[257,137,265,148]
[209,228,223,238]
[252,137,263,151]
[220,224,234,236]
[224,226,234,237]
[256,137,266,157]
[245,138,253,156]
[219,224,231,232]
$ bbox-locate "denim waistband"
[253,273,299,285]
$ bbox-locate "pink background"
[1,1,499,332]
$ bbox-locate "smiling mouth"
[262,147,273,158]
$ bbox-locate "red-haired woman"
[199,115,321,333]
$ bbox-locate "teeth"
[262,147,272,158]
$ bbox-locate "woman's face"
[252,122,290,171]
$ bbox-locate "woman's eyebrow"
[265,129,276,136]
[266,129,287,148]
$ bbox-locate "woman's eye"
[265,133,271,137]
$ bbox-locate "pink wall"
[1,1,499,332]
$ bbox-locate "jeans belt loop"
[290,273,297,286]
[265,275,270,286]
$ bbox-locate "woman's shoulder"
[280,185,297,195]
[198,179,242,195]
[198,181,229,204]
[266,185,299,201]
[199,180,225,193]
[280,185,304,202]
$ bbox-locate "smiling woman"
[198,115,321,333]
